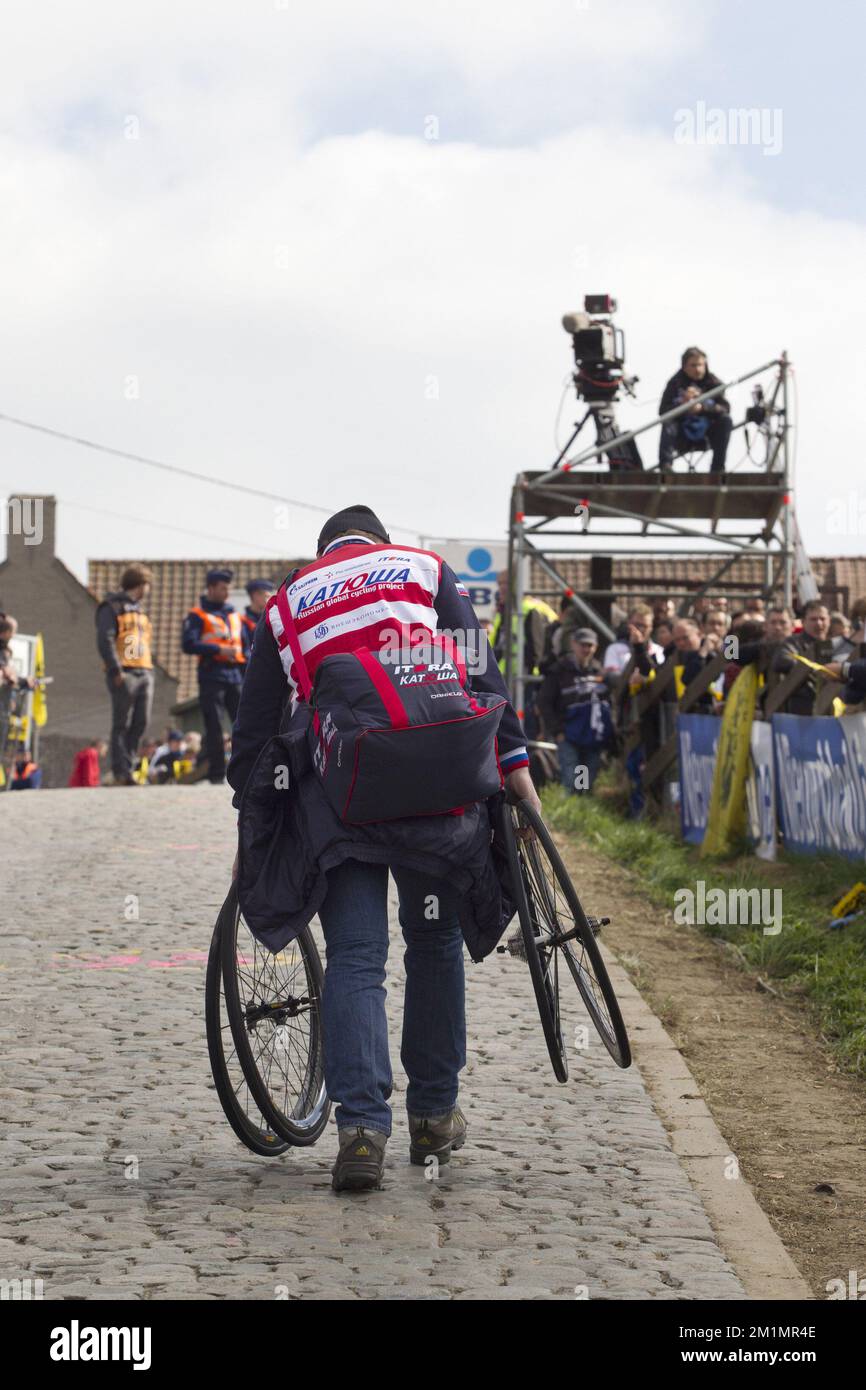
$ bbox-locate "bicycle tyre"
[205,910,289,1156]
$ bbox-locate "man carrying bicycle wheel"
[227,505,539,1192]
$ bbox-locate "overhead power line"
[60,499,294,558]
[0,410,421,538]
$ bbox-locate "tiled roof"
[88,557,308,702]
[528,553,866,611]
[817,557,866,607]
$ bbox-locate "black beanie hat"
[316,505,390,554]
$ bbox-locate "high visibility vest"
[240,611,257,637]
[491,597,558,676]
[11,761,37,783]
[190,608,245,666]
[115,609,153,669]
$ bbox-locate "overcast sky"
[1,0,864,580]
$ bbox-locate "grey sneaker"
[408,1105,467,1166]
[331,1126,387,1192]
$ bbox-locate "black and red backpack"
[276,593,505,824]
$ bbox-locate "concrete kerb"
[599,944,813,1301]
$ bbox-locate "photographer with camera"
[658,347,732,474]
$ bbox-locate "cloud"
[0,1,863,576]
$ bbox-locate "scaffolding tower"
[504,354,794,715]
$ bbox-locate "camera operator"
[658,347,732,474]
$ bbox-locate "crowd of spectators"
[532,590,866,810]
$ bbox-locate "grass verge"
[542,781,866,1076]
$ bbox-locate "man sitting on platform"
[658,347,733,474]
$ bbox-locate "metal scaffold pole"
[514,503,526,721]
[781,352,794,609]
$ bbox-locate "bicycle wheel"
[205,913,289,1156]
[502,801,569,1082]
[220,886,330,1145]
[513,800,631,1070]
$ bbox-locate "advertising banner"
[746,718,776,861]
[677,714,720,844]
[772,712,866,859]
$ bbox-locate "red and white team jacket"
[264,534,528,773]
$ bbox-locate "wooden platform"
[518,469,787,529]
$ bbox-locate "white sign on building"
[422,541,507,622]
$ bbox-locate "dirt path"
[554,828,866,1300]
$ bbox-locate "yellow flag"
[792,651,835,677]
[701,664,759,857]
[32,633,47,727]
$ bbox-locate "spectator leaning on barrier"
[772,600,836,715]
[95,564,154,786]
[670,618,715,709]
[537,628,613,794]
[658,347,733,474]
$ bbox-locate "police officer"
[182,567,246,785]
[95,565,154,786]
[240,578,275,646]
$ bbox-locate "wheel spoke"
[510,801,630,1070]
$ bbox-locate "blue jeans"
[317,859,466,1135]
[557,739,602,794]
[625,742,646,817]
[658,413,732,472]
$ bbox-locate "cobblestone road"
[1,787,746,1300]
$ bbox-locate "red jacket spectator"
[68,745,102,787]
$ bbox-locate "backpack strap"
[353,650,409,728]
[274,585,312,702]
